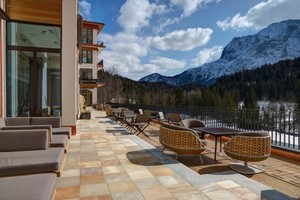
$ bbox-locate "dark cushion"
[0,148,64,177]
[31,117,61,128]
[0,173,56,200]
[0,130,49,152]
[5,117,30,126]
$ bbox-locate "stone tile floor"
[54,111,292,200]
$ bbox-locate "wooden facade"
[6,0,62,25]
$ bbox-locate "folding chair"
[131,114,150,137]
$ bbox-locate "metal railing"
[107,102,300,152]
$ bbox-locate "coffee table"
[193,127,243,161]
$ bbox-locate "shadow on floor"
[126,149,178,166]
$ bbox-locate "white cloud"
[170,0,221,17]
[150,56,186,69]
[192,46,223,66]
[117,0,167,33]
[217,0,300,31]
[149,27,213,51]
[78,0,91,18]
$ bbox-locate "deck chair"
[131,114,150,137]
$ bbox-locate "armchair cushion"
[0,173,56,200]
[0,148,64,177]
[5,117,30,126]
[0,130,49,152]
[31,117,61,128]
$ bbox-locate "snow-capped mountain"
[139,19,300,86]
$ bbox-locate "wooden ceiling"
[7,0,62,25]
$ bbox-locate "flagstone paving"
[54,111,292,200]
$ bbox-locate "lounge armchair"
[159,123,206,163]
[167,113,183,126]
[0,117,69,151]
[224,131,271,174]
[2,117,71,138]
[0,129,65,177]
[181,119,206,140]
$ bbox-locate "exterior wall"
[0,0,3,117]
[61,0,78,127]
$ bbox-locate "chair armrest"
[0,129,49,152]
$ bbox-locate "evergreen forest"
[97,57,300,110]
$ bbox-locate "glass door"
[6,51,61,117]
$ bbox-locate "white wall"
[61,0,78,126]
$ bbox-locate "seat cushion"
[0,173,56,200]
[51,135,69,148]
[0,148,64,177]
[53,127,71,138]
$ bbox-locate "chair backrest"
[224,131,271,162]
[158,112,165,120]
[106,107,114,117]
[181,119,205,129]
[159,123,205,155]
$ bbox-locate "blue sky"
[79,0,300,81]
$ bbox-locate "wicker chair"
[159,123,206,163]
[224,131,271,174]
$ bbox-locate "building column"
[61,0,78,134]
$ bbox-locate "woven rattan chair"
[224,131,271,174]
[159,123,206,163]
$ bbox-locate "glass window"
[6,51,61,117]
[82,28,93,44]
[79,68,93,79]
[6,22,61,117]
[81,50,93,63]
[7,22,61,49]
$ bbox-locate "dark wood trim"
[7,45,61,53]
[0,7,9,20]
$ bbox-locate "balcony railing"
[107,102,300,152]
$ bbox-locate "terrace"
[54,109,300,200]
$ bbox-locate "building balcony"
[82,42,105,53]
[79,78,99,89]
[97,60,104,70]
[54,109,300,199]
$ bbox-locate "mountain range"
[139,19,300,86]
